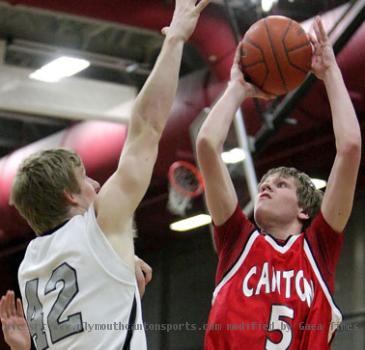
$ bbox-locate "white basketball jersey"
[18,205,147,350]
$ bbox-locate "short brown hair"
[11,149,82,235]
[259,166,323,227]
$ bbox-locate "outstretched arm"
[0,291,31,350]
[311,17,361,232]
[197,45,273,225]
[95,0,210,269]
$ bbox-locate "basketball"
[240,16,313,96]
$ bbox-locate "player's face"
[73,165,100,212]
[254,174,301,230]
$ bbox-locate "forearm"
[324,65,362,152]
[132,35,184,134]
[198,81,246,151]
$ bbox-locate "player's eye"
[277,181,287,188]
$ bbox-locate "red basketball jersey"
[205,205,343,350]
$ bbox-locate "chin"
[254,207,264,228]
[254,205,274,230]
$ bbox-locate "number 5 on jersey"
[265,305,294,350]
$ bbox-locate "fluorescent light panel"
[221,148,246,164]
[30,56,90,83]
[170,214,212,232]
[311,178,327,190]
[261,0,277,12]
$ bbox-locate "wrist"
[323,64,342,84]
[164,31,186,45]
[227,80,247,102]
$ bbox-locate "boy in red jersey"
[197,17,361,349]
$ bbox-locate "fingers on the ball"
[235,45,245,69]
[263,92,275,100]
[317,17,328,41]
[309,33,317,46]
[196,0,211,13]
[314,16,327,43]
[233,45,241,63]
[313,21,322,43]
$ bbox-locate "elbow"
[196,133,221,157]
[338,136,362,159]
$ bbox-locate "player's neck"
[67,205,87,218]
[261,220,303,240]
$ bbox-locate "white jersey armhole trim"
[212,231,260,304]
[85,204,135,286]
[303,239,342,341]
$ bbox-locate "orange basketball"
[240,16,313,96]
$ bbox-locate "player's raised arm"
[95,0,210,268]
[310,17,361,233]
[196,45,273,225]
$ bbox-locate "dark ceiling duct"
[1,1,365,240]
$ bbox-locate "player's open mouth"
[259,193,271,199]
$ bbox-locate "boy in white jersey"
[10,1,210,349]
[1,259,151,350]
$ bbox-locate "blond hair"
[259,166,323,228]
[11,149,82,235]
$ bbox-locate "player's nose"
[261,182,272,192]
[94,181,101,193]
[89,177,100,193]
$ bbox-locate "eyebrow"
[277,177,292,185]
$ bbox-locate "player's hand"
[135,256,153,298]
[230,43,275,100]
[310,16,337,80]
[0,291,31,350]
[161,0,210,42]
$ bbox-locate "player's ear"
[64,190,78,205]
[298,208,310,221]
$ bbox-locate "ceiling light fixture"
[29,56,90,83]
[221,148,246,164]
[311,178,327,190]
[170,214,212,232]
[261,0,277,12]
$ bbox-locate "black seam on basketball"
[286,42,312,53]
[288,45,312,73]
[244,37,269,88]
[264,18,288,93]
[283,24,311,74]
[281,19,295,90]
[241,60,265,68]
